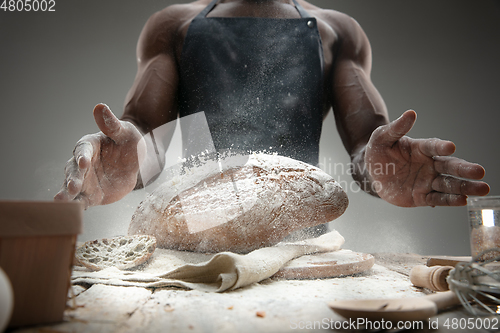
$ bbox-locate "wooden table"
[9,253,498,333]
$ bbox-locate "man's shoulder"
[300,1,363,40]
[145,1,208,32]
[136,1,209,56]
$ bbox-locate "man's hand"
[365,110,490,207]
[54,104,145,209]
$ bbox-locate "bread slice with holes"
[128,153,348,253]
[75,235,157,271]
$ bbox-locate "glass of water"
[468,196,500,260]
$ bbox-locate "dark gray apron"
[178,0,325,167]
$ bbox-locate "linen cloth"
[72,230,344,292]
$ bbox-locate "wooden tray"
[272,249,375,279]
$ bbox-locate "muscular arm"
[54,8,185,206]
[121,8,183,188]
[121,10,179,132]
[326,12,488,205]
[330,15,389,195]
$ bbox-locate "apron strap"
[292,0,312,18]
[197,0,312,19]
[196,0,218,19]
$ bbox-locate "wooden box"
[0,201,82,328]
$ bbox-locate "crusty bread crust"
[75,235,157,271]
[128,153,348,253]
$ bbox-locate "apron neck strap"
[197,0,218,18]
[196,0,312,19]
[292,0,311,18]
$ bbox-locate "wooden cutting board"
[426,256,471,267]
[272,249,375,279]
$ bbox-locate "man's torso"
[167,0,344,117]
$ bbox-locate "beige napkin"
[72,230,344,292]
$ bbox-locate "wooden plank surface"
[9,253,497,333]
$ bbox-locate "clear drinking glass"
[468,196,500,260]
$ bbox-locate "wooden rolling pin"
[410,265,454,291]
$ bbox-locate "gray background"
[0,0,499,255]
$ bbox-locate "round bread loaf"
[75,235,157,271]
[128,153,348,253]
